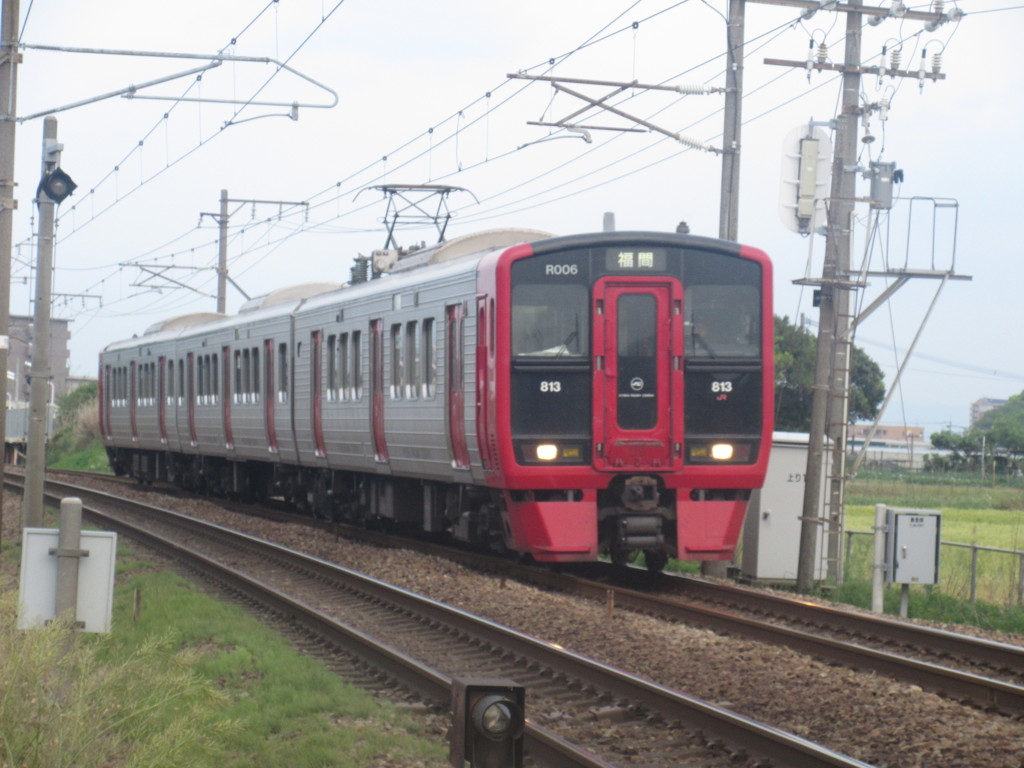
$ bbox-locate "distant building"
[847,424,925,448]
[970,397,1007,427]
[5,315,72,405]
[848,424,929,471]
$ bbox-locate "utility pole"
[0,0,20,549]
[796,2,862,591]
[749,0,951,592]
[199,191,307,312]
[719,0,745,242]
[24,116,69,527]
[218,188,228,314]
[698,0,746,582]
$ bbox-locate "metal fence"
[844,530,1024,607]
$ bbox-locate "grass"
[1,542,448,768]
[46,437,112,473]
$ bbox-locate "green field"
[840,474,1024,623]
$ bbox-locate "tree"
[973,391,1024,461]
[773,316,886,432]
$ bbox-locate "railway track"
[13,474,874,768]
[42,470,1024,715]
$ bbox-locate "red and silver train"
[100,229,773,571]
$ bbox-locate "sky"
[9,0,1023,439]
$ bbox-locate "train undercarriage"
[107,447,681,572]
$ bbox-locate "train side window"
[201,355,208,404]
[167,360,175,404]
[511,284,588,357]
[390,323,403,400]
[351,330,362,401]
[234,350,242,404]
[241,349,251,403]
[211,354,219,403]
[327,333,338,401]
[338,333,350,402]
[422,318,436,399]
[278,342,289,404]
[405,320,419,400]
[252,347,260,404]
[178,361,185,407]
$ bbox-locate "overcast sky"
[10,0,1023,437]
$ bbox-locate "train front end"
[485,232,773,566]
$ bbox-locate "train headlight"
[516,441,586,464]
[536,443,559,461]
[686,440,755,463]
[711,443,734,461]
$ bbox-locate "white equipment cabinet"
[885,508,941,585]
[740,433,829,581]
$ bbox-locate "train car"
[100,228,773,571]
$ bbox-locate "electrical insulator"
[918,51,928,92]
[817,42,828,65]
[933,0,945,14]
[889,47,902,76]
[878,97,891,122]
[931,52,943,74]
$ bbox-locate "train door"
[446,303,470,470]
[311,330,327,458]
[370,319,388,463]
[592,279,682,471]
[222,346,234,451]
[263,339,278,453]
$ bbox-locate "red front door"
[593,279,682,471]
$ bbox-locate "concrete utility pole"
[218,188,228,314]
[749,0,952,591]
[0,0,20,548]
[718,0,745,242]
[796,3,862,592]
[199,191,307,312]
[23,116,63,528]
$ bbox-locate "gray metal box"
[886,508,941,585]
[741,433,829,581]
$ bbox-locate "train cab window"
[683,253,761,360]
[684,284,760,359]
[512,284,588,358]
